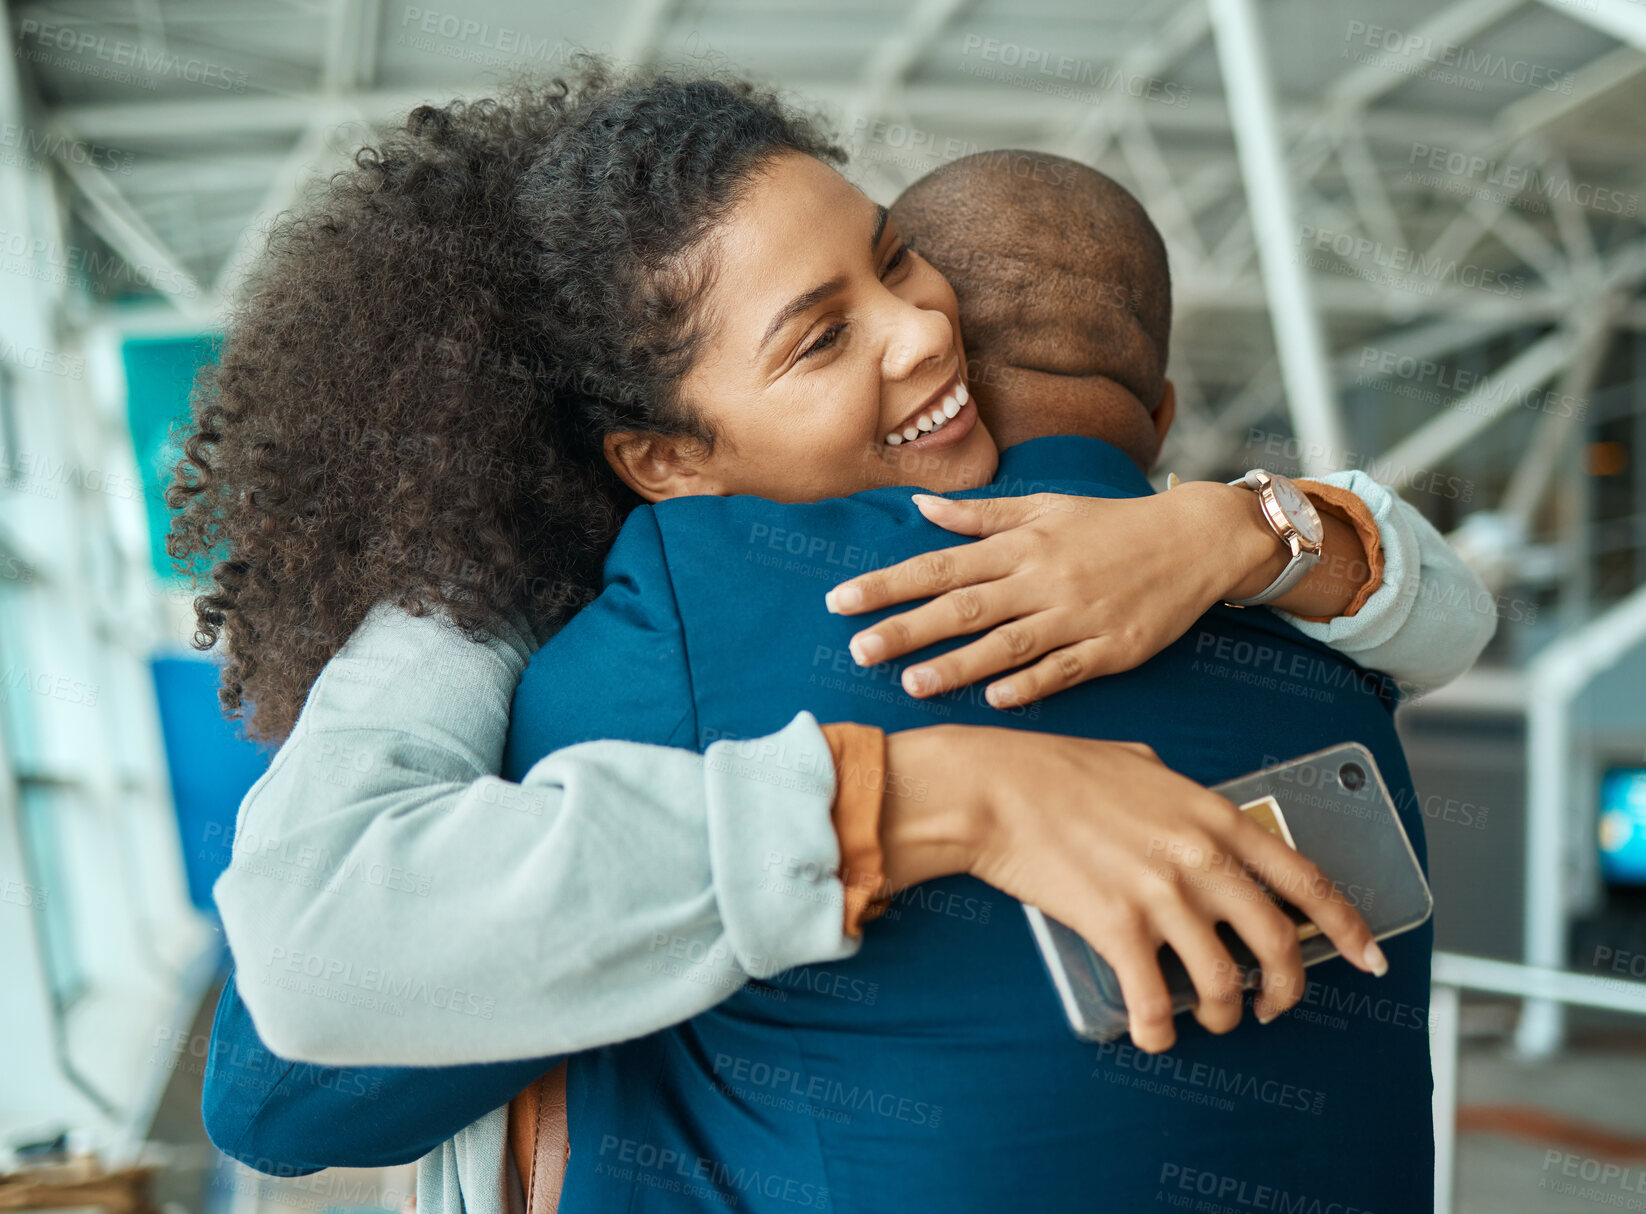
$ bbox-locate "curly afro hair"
[166,57,844,742]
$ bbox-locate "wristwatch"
[1223,469,1324,607]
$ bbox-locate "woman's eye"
[801,323,846,360]
[883,240,914,276]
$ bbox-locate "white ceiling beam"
[1489,205,1575,289]
[1116,113,1208,267]
[1544,150,1603,275]
[325,0,382,92]
[1501,310,1616,527]
[1335,129,1406,254]
[1168,307,1576,478]
[1210,0,1346,474]
[1376,328,1577,486]
[1051,0,1210,163]
[1496,43,1646,141]
[49,127,213,319]
[839,0,974,136]
[12,2,302,26]
[58,92,406,140]
[120,155,292,194]
[50,87,1530,147]
[51,89,1641,173]
[212,124,352,302]
[202,0,380,304]
[1324,0,1528,116]
[15,19,321,96]
[1174,276,1573,319]
[613,0,680,67]
[1537,0,1646,51]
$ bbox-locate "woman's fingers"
[1097,930,1179,1054]
[843,582,1020,674]
[909,492,1062,538]
[889,613,1057,698]
[825,538,1016,617]
[1155,909,1249,1035]
[983,636,1137,707]
[1212,894,1307,1025]
[823,492,1070,614]
[1222,814,1387,978]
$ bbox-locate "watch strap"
[1224,470,1321,608]
[1224,544,1318,607]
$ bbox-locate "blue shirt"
[204,436,1433,1211]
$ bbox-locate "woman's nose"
[880,303,954,382]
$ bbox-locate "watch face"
[1270,475,1324,545]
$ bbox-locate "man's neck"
[970,363,1158,471]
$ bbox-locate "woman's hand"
[825,484,1362,708]
[878,726,1388,1052]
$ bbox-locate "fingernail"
[1256,1007,1275,1025]
[903,666,937,696]
[850,633,885,665]
[826,585,862,614]
[1363,941,1388,977]
[986,683,1018,708]
[911,493,942,509]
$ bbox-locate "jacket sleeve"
[202,971,558,1174]
[211,508,856,1073]
[1273,470,1498,698]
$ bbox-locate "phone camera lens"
[1338,762,1367,792]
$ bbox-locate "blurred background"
[0,0,1643,1211]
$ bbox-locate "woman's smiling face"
[606,151,999,502]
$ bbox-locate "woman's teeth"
[885,381,969,446]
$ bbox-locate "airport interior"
[2,1,1646,1211]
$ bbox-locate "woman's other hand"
[878,726,1387,1053]
[825,485,1364,707]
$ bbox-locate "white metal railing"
[1519,583,1646,1058]
[1431,950,1646,1214]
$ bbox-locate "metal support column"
[1208,0,1347,475]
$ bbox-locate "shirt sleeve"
[213,582,857,1069]
[1271,470,1498,698]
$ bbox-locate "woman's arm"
[206,717,1383,1176]
[825,476,1495,704]
[214,602,859,1067]
[1272,471,1497,698]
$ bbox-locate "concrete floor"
[1455,1041,1646,1214]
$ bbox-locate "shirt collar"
[990,435,1157,498]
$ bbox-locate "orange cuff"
[818,722,891,938]
[1292,480,1384,623]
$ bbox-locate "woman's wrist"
[1176,478,1369,617]
[1224,482,1296,601]
[1169,479,1289,603]
[880,726,986,891]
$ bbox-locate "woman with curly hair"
[177,59,1484,1214]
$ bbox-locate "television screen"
[1599,769,1646,886]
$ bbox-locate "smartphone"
[1023,742,1433,1043]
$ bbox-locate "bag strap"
[506,1063,571,1214]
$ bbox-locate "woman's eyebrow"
[758,205,890,354]
[759,277,845,354]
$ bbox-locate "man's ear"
[603,432,722,503]
[1146,380,1177,470]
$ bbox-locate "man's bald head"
[891,151,1173,462]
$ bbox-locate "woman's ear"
[603,432,722,503]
